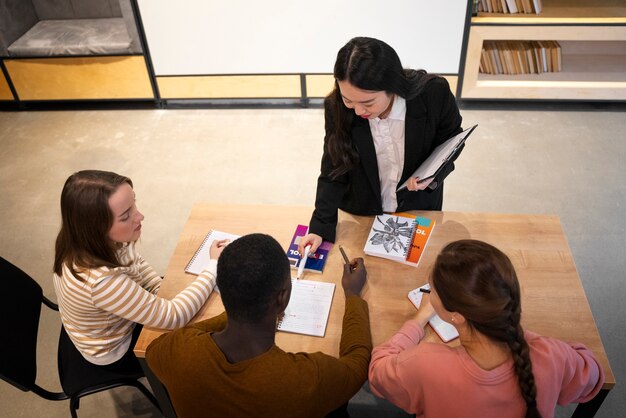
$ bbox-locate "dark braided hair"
[431,240,541,418]
[325,37,439,178]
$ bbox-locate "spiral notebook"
[277,279,335,337]
[363,213,435,267]
[184,230,240,275]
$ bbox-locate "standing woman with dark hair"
[368,240,604,418]
[53,170,225,378]
[299,36,463,254]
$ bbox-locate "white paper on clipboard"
[397,124,477,191]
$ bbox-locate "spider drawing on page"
[369,216,414,254]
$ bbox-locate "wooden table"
[135,204,614,417]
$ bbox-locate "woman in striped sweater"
[53,170,224,375]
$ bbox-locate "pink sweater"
[369,319,604,418]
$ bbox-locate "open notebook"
[185,230,240,275]
[277,279,335,337]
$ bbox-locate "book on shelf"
[497,43,509,74]
[277,279,335,337]
[525,43,536,74]
[479,40,561,75]
[286,224,332,274]
[532,0,542,14]
[505,0,518,13]
[477,0,540,14]
[551,40,562,72]
[185,230,241,275]
[363,213,435,267]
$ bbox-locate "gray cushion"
[7,18,133,56]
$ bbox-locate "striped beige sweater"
[53,241,216,365]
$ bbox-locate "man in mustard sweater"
[146,233,372,418]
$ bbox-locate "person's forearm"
[415,311,433,329]
[338,295,373,363]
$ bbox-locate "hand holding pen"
[339,245,357,271]
[298,233,322,256]
[209,239,230,260]
[339,245,366,297]
[416,286,435,326]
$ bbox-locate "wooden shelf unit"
[460,0,626,101]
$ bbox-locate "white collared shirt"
[369,95,406,212]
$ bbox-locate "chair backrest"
[0,0,38,55]
[0,256,45,392]
[31,0,122,20]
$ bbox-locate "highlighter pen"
[297,245,311,279]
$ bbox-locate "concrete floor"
[0,103,624,417]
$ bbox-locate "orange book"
[405,215,436,266]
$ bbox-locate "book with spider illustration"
[363,213,435,267]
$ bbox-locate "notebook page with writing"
[185,230,240,275]
[277,279,335,337]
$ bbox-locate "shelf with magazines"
[460,0,626,101]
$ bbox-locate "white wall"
[137,0,468,76]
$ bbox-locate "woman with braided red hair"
[368,239,604,418]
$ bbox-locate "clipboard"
[397,124,477,191]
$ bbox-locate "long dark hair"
[431,240,541,418]
[326,36,439,178]
[53,170,133,277]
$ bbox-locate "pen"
[419,288,431,294]
[297,245,311,279]
[339,245,350,265]
[339,245,355,271]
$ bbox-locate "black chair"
[0,256,162,417]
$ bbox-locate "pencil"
[339,245,350,265]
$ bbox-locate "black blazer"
[309,77,463,242]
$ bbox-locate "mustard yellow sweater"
[146,295,372,418]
